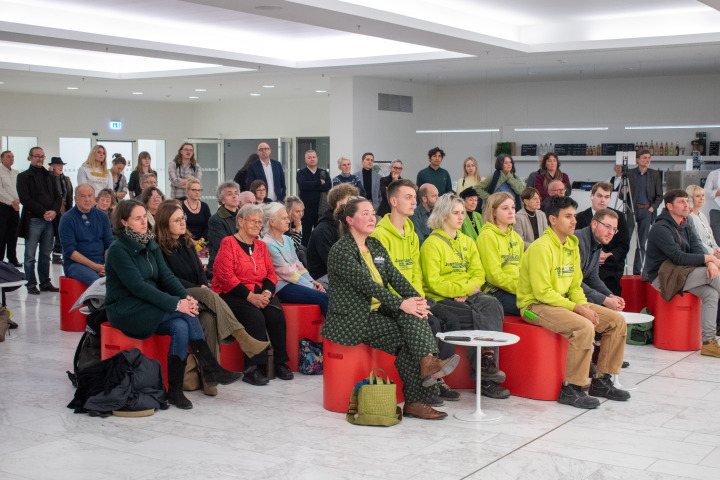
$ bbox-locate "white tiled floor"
[3,264,720,479]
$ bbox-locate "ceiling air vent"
[378,93,413,113]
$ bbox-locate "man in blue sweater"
[58,184,113,286]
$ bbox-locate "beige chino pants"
[522,303,626,387]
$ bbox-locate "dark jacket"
[58,174,73,214]
[575,207,630,273]
[322,235,418,346]
[162,236,208,289]
[16,165,61,238]
[642,209,706,283]
[247,159,286,201]
[207,206,238,275]
[105,234,187,339]
[307,210,339,279]
[297,167,331,212]
[409,204,432,245]
[628,167,663,215]
[575,226,613,305]
[377,174,396,217]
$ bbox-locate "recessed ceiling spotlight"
[132,92,143,95]
[67,87,79,90]
[315,90,327,93]
[250,93,261,96]
[255,5,282,11]
[188,96,199,99]
[0,82,4,85]
[195,88,206,92]
[263,85,275,88]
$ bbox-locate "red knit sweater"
[211,236,277,295]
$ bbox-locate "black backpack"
[66,309,107,388]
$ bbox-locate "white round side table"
[612,311,654,391]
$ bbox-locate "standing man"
[296,150,330,246]
[354,152,381,211]
[58,184,113,286]
[628,149,663,275]
[517,196,629,409]
[48,157,73,265]
[0,151,22,267]
[331,157,365,196]
[642,189,720,357]
[575,182,630,296]
[247,142,286,202]
[409,183,438,245]
[416,147,453,196]
[704,168,720,244]
[377,159,403,217]
[17,147,61,295]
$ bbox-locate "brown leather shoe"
[403,402,448,420]
[419,354,460,387]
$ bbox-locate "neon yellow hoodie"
[371,214,424,296]
[516,226,587,313]
[420,229,485,301]
[476,223,524,294]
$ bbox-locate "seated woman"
[181,177,211,242]
[322,197,459,420]
[105,200,242,410]
[211,204,293,386]
[261,203,328,316]
[459,187,483,240]
[95,188,116,217]
[514,187,548,249]
[687,184,720,256]
[154,201,270,394]
[140,186,164,230]
[475,154,524,213]
[284,196,304,249]
[250,179,272,204]
[419,193,509,399]
[535,152,570,201]
[477,192,524,316]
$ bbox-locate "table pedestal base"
[455,409,501,422]
[611,374,638,391]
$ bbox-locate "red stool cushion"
[620,275,648,313]
[442,345,475,389]
[322,339,373,413]
[500,315,569,401]
[219,342,244,372]
[59,276,88,332]
[647,285,702,351]
[282,304,325,371]
[100,323,170,388]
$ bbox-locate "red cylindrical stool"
[500,315,569,400]
[322,339,373,413]
[101,323,170,388]
[59,276,88,332]
[620,275,647,313]
[370,349,404,403]
[442,345,475,390]
[649,288,702,351]
[282,304,325,371]
[219,342,245,372]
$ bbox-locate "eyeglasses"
[188,188,203,192]
[143,180,158,186]
[243,219,263,226]
[596,220,619,234]
[150,196,162,201]
[391,166,403,170]
[181,148,194,153]
[173,215,188,224]
[258,147,270,151]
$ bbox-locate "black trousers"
[219,292,289,368]
[301,210,318,246]
[600,268,623,296]
[0,203,19,263]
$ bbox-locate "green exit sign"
[109,121,122,130]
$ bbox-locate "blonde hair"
[83,145,108,173]
[186,176,201,192]
[685,184,704,209]
[462,157,481,184]
[427,193,464,230]
[482,192,514,226]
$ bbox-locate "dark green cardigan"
[322,234,419,346]
[105,234,187,339]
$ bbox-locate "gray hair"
[336,156,351,167]
[284,195,304,211]
[216,181,240,204]
[262,202,287,236]
[427,193,464,230]
[140,173,157,184]
[391,159,403,167]
[686,184,704,209]
[239,191,256,207]
[236,203,264,222]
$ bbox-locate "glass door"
[187,139,223,212]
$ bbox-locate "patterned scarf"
[125,229,155,245]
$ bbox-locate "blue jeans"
[155,312,205,359]
[491,289,521,316]
[276,283,328,317]
[24,217,54,288]
[64,262,100,287]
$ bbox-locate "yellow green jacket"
[476,223,523,294]
[420,229,485,301]
[460,211,483,241]
[516,227,587,312]
[371,214,425,296]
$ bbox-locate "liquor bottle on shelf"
[665,143,669,156]
[650,141,655,155]
[669,142,674,156]
[675,142,680,155]
[658,142,663,156]
[549,142,553,153]
[644,141,649,150]
[635,142,640,152]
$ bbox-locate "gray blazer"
[354,169,381,211]
[514,208,548,250]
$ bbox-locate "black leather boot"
[167,354,193,410]
[188,339,243,386]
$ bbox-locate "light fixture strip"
[624,125,720,130]
[416,129,500,133]
[514,127,608,132]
